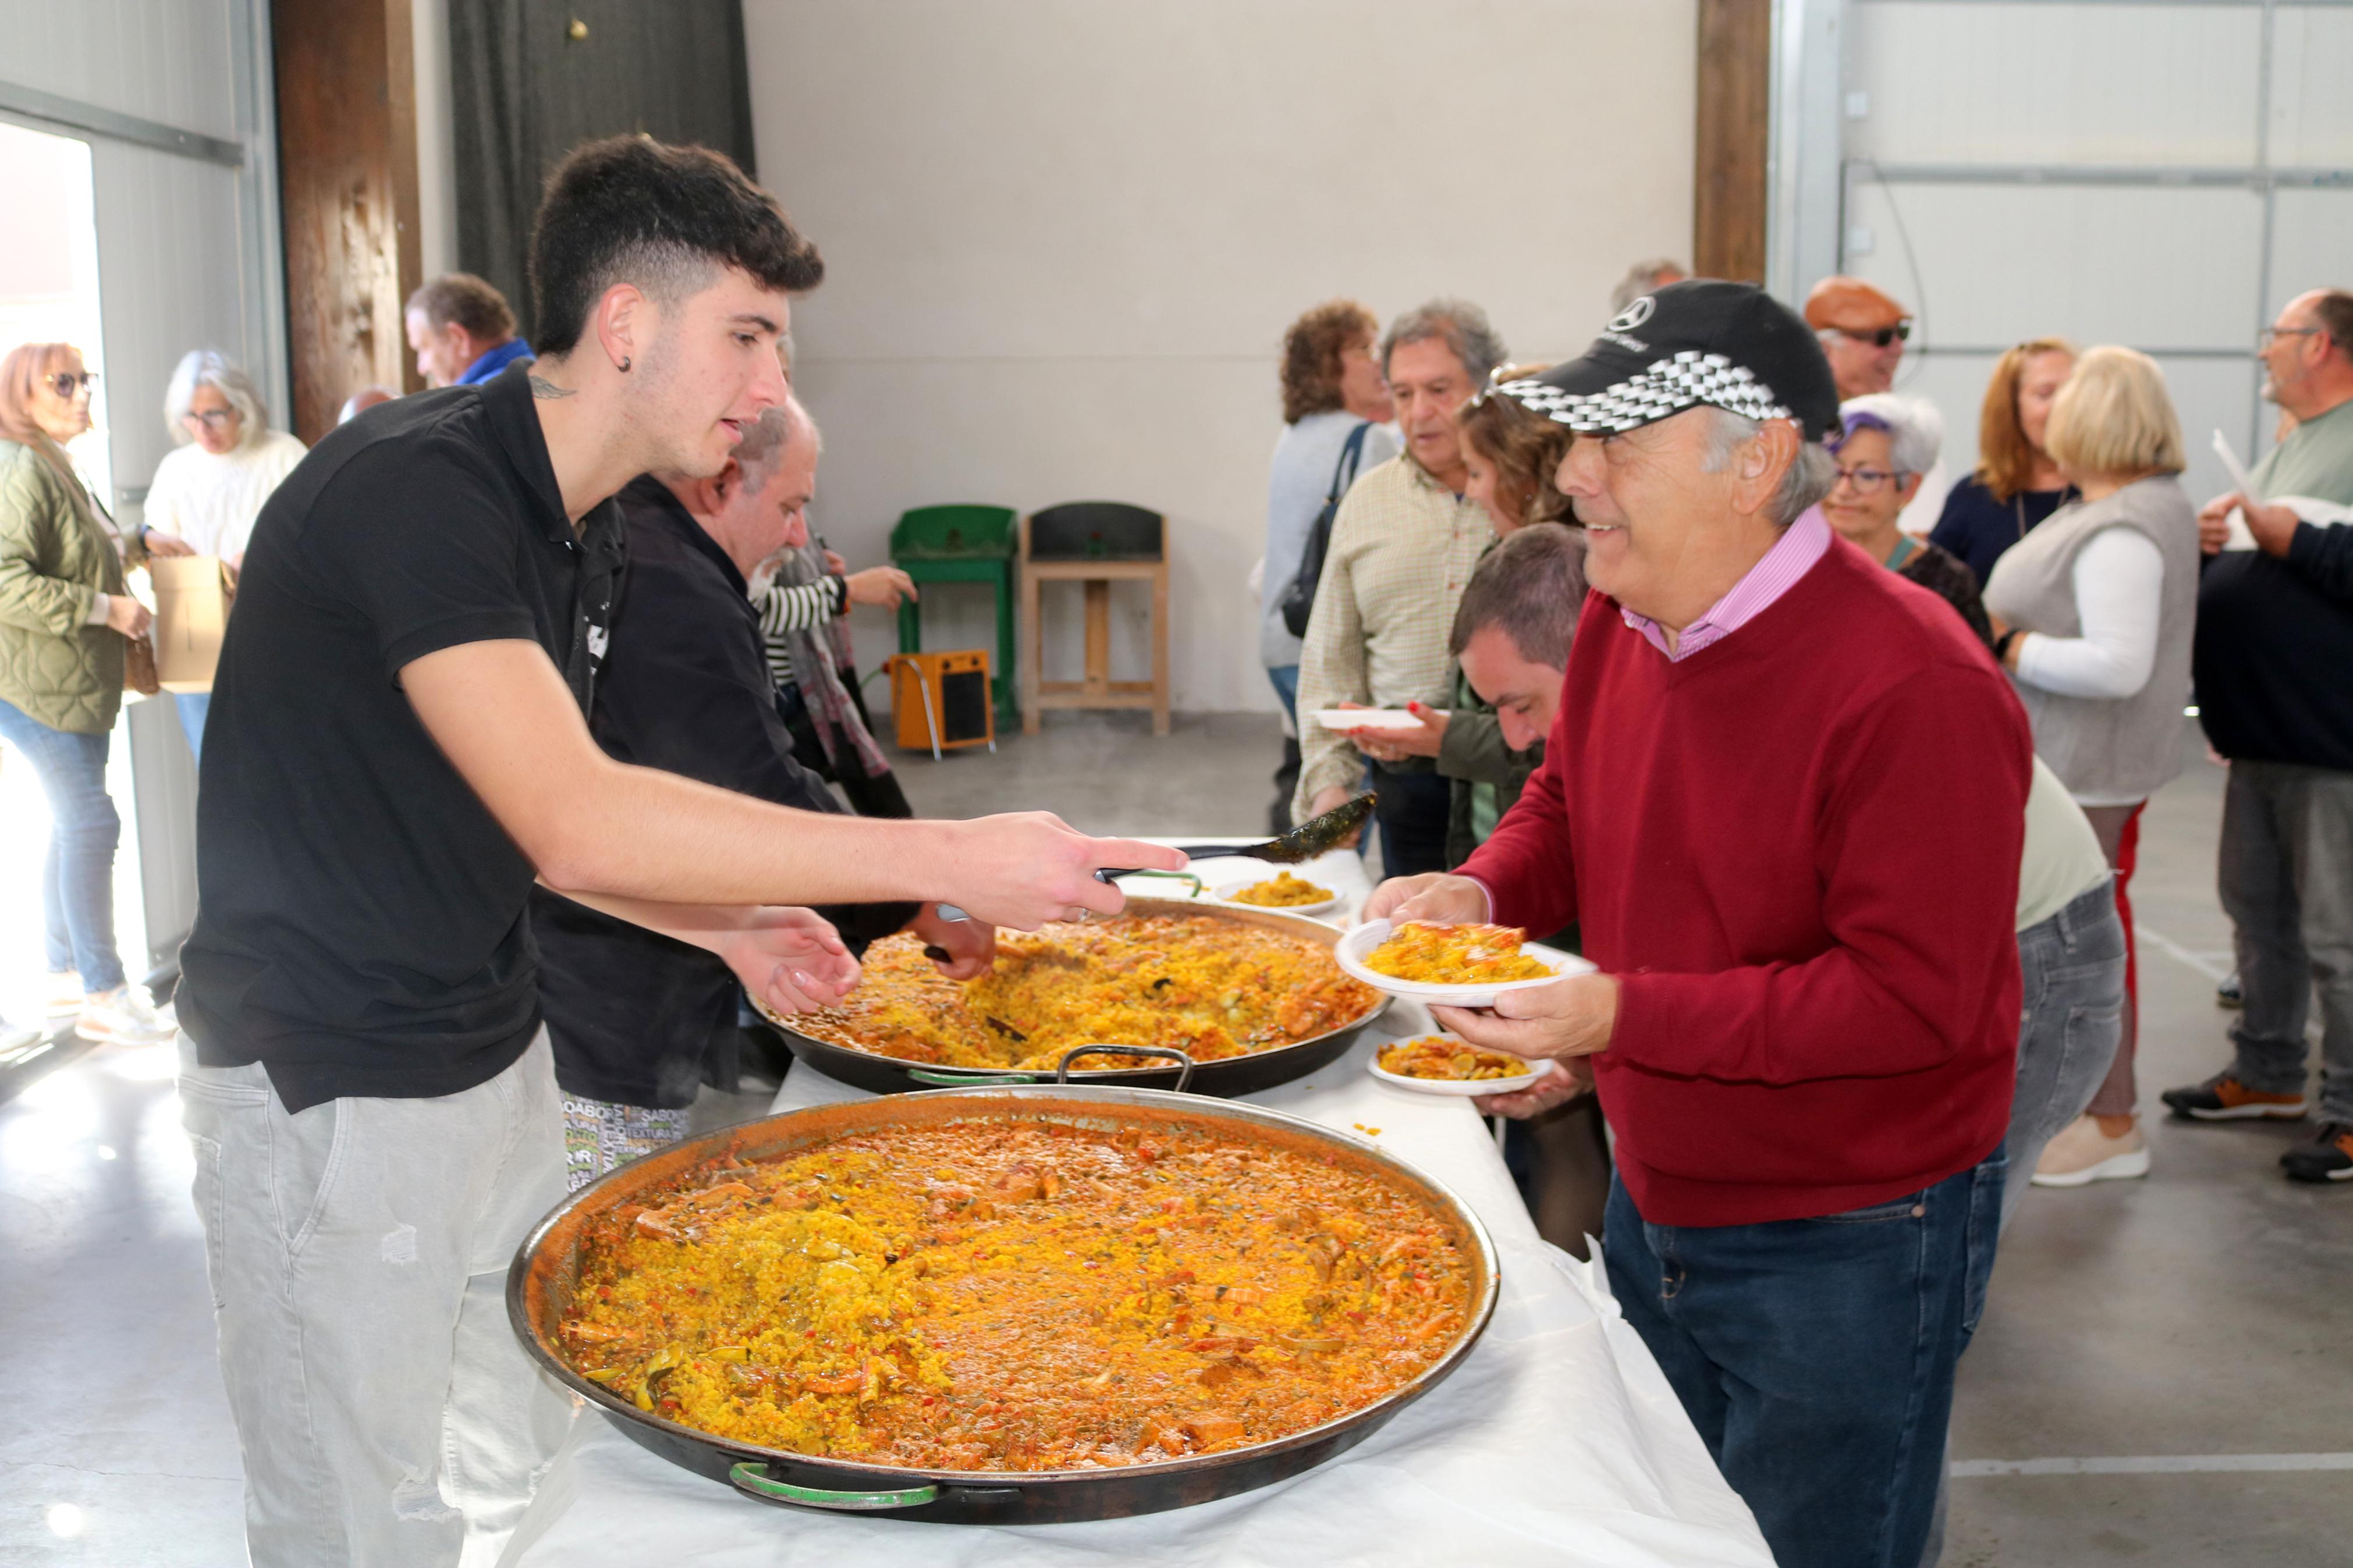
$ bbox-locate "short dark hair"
[528,136,825,358]
[2311,289,2353,362]
[406,272,516,342]
[1448,523,1588,670]
[1279,300,1378,424]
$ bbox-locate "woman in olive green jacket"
[0,342,175,1046]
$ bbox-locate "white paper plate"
[1335,919,1592,1008]
[1368,1036,1553,1097]
[1311,708,1428,732]
[1210,873,1343,919]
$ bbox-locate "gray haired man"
[1294,298,1506,874]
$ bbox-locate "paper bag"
[150,554,231,692]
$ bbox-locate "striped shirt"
[754,573,845,687]
[1621,506,1831,660]
[1292,454,1495,816]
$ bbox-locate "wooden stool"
[1019,502,1169,737]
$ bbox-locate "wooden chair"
[1018,502,1169,737]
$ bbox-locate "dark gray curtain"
[449,0,757,344]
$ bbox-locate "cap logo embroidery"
[1607,297,1656,333]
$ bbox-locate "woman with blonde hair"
[0,342,176,1046]
[1984,345,2201,1188]
[141,349,307,761]
[1930,337,2080,585]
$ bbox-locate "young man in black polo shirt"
[176,137,1179,1568]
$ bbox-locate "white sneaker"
[2030,1114,2150,1187]
[45,970,83,1018]
[0,1015,43,1061]
[76,986,178,1047]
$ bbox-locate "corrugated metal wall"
[1828,0,2353,497]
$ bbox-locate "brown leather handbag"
[123,630,161,696]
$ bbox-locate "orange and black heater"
[885,650,996,759]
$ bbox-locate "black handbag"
[1279,421,1374,639]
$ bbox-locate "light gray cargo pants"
[177,1029,576,1568]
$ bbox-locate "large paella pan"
[507,1086,1499,1524]
[761,897,1387,1097]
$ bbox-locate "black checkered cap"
[1496,279,1840,441]
[1497,351,1794,434]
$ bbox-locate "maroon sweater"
[1460,540,2030,1227]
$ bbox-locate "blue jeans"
[2004,880,2125,1231]
[1265,663,1299,725]
[0,696,126,992]
[1604,1154,2004,1568]
[174,691,211,769]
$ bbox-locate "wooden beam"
[1694,0,1772,285]
[273,0,423,444]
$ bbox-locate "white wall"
[741,0,1696,713]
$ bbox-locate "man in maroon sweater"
[1367,281,2031,1567]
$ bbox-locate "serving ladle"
[929,792,1376,930]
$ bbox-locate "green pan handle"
[730,1462,938,1511]
[906,1068,1040,1087]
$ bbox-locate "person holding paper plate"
[1336,367,1575,870]
[140,350,307,763]
[1292,300,1503,876]
[1364,281,2027,1568]
[1981,347,2200,1190]
[2167,287,2353,1183]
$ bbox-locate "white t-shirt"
[143,429,308,560]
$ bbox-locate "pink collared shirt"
[1455,506,1834,921]
[1620,506,1833,661]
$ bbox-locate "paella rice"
[555,1114,1477,1470]
[1362,922,1554,986]
[1376,1036,1532,1082]
[1222,872,1335,908]
[793,915,1378,1071]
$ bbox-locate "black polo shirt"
[179,362,626,1112]
[531,477,915,1108]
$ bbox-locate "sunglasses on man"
[1825,322,1912,349]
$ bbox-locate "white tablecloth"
[500,845,1770,1567]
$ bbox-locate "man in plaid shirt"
[1293,299,1503,874]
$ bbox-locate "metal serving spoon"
[1094,791,1378,881]
[929,792,1376,931]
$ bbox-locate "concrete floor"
[3,712,2347,1565]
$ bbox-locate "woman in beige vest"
[1983,347,2201,1188]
